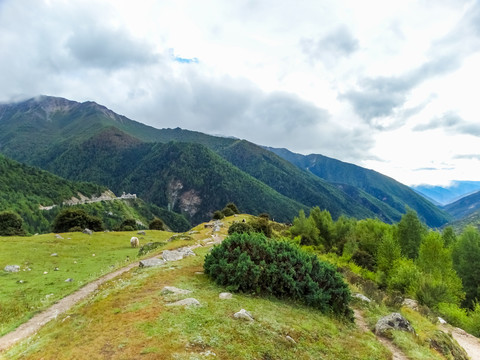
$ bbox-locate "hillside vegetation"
[0,96,451,227]
[1,216,472,359]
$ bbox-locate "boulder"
[137,230,146,236]
[219,292,232,299]
[162,247,195,262]
[234,309,254,321]
[55,234,64,239]
[139,258,166,268]
[4,265,20,272]
[402,298,419,311]
[375,313,415,337]
[83,228,93,235]
[161,286,192,295]
[166,298,201,307]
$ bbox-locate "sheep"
[130,236,139,248]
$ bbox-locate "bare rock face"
[375,313,415,337]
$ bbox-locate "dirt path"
[0,237,216,354]
[442,325,480,359]
[0,261,140,352]
[354,309,409,360]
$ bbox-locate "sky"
[1,0,479,186]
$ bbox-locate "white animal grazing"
[130,236,139,248]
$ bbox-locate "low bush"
[227,222,253,235]
[204,232,352,319]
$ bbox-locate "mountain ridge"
[0,95,451,227]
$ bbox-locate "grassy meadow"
[0,230,174,336]
[3,245,393,360]
[0,215,467,359]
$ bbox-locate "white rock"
[161,286,192,295]
[166,298,201,307]
[234,309,254,321]
[353,293,371,303]
[4,265,20,273]
[438,317,447,324]
[139,258,166,268]
[219,292,232,299]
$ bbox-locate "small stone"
[55,234,64,239]
[234,309,254,321]
[54,267,59,271]
[219,292,232,299]
[43,271,48,275]
[65,278,74,282]
[92,254,95,257]
[438,317,447,324]
[402,298,419,311]
[83,228,93,235]
[51,253,58,257]
[4,265,20,273]
[166,298,201,307]
[353,293,371,303]
[17,280,25,284]
[285,335,296,344]
[195,271,204,275]
[161,286,192,295]
[137,230,146,236]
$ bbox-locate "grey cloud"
[454,154,480,160]
[414,112,463,131]
[114,71,373,162]
[414,112,480,136]
[301,26,359,65]
[66,25,160,69]
[341,54,461,124]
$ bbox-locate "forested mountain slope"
[266,147,451,227]
[0,96,450,227]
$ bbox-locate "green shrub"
[351,249,376,271]
[212,210,224,220]
[0,211,26,236]
[249,217,272,237]
[204,232,353,319]
[149,218,165,230]
[118,218,138,231]
[225,202,240,214]
[222,207,235,217]
[52,208,104,233]
[228,222,253,235]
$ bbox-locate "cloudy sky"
[1,0,479,186]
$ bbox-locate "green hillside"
[34,128,306,224]
[0,154,189,233]
[0,96,450,227]
[267,147,451,228]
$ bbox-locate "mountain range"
[0,96,453,230]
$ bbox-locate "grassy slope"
[0,230,176,336]
[3,249,390,359]
[1,217,458,360]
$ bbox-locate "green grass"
[0,230,173,336]
[3,245,392,360]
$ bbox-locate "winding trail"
[354,309,409,360]
[0,237,216,353]
[441,324,480,359]
[0,261,140,352]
